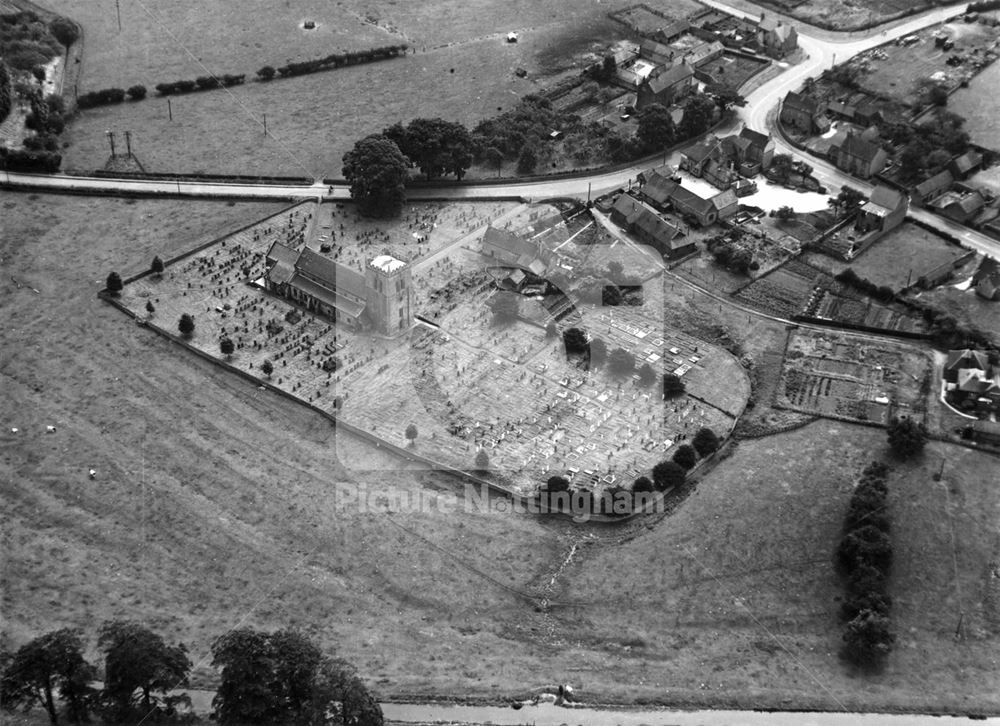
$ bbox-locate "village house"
[636,63,695,109]
[931,187,987,224]
[912,169,954,206]
[780,91,821,134]
[830,131,888,179]
[972,256,1000,301]
[738,127,774,174]
[944,348,1000,416]
[610,194,694,259]
[263,243,413,336]
[855,185,908,235]
[756,13,798,57]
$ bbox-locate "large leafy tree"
[1,628,95,726]
[211,629,281,725]
[98,620,191,720]
[342,134,409,218]
[636,103,675,153]
[651,460,685,491]
[269,629,322,722]
[677,93,716,139]
[886,416,928,459]
[388,118,473,180]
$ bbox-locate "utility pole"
[106,129,116,158]
[167,98,172,121]
[115,0,122,32]
[263,113,267,137]
[124,130,132,157]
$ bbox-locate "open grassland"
[51,0,673,177]
[559,421,1000,713]
[848,222,969,292]
[3,193,998,714]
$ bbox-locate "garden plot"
[735,258,824,317]
[848,221,970,292]
[776,330,930,425]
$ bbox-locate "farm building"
[948,150,984,180]
[480,226,551,277]
[610,194,693,258]
[263,243,413,336]
[856,185,908,234]
[931,188,987,224]
[636,63,695,108]
[912,170,955,206]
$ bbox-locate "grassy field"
[3,192,999,714]
[849,222,969,292]
[558,421,1000,713]
[52,0,658,177]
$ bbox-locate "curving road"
[2,0,997,258]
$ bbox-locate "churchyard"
[117,199,749,499]
[775,329,932,424]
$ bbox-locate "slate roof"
[738,127,770,150]
[914,169,954,199]
[296,247,368,301]
[950,150,983,176]
[641,169,681,206]
[838,133,883,163]
[783,90,818,115]
[945,349,991,373]
[864,185,905,216]
[669,185,715,217]
[481,226,549,276]
[649,62,694,92]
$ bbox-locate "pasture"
[849,221,970,292]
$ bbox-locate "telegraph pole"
[106,129,116,158]
[167,98,172,121]
[263,113,268,136]
[115,0,122,32]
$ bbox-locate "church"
[262,241,413,337]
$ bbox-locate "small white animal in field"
[88,469,97,480]
[46,425,57,433]
[10,427,18,434]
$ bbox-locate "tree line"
[835,461,894,669]
[343,89,727,218]
[1,622,383,726]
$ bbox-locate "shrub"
[0,147,61,172]
[886,416,928,459]
[127,84,147,100]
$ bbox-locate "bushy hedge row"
[272,44,408,78]
[835,268,896,303]
[0,147,62,172]
[968,0,1000,10]
[836,462,894,668]
[155,74,245,96]
[0,60,11,125]
[76,86,126,109]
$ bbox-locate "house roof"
[266,240,300,267]
[973,255,1000,286]
[945,349,991,372]
[711,188,739,212]
[914,169,954,198]
[868,185,905,212]
[669,185,715,217]
[826,101,857,119]
[631,207,686,249]
[950,150,983,175]
[758,15,779,32]
[640,39,675,61]
[739,127,770,150]
[481,226,549,276]
[838,133,883,163]
[658,19,690,41]
[783,90,818,115]
[296,247,368,301]
[650,62,694,92]
[641,170,681,206]
[680,138,717,164]
[935,191,986,215]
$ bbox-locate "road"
[2,0,997,258]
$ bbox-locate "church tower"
[365,255,413,336]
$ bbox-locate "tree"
[545,475,570,492]
[405,423,418,445]
[775,205,795,220]
[692,427,719,457]
[677,93,716,139]
[220,337,235,359]
[928,83,948,107]
[474,449,489,470]
[886,416,928,459]
[632,475,653,493]
[842,609,894,668]
[651,460,685,491]
[835,185,866,213]
[663,373,685,397]
[151,255,164,275]
[261,359,274,377]
[97,621,190,721]
[602,283,623,306]
[211,629,281,725]
[516,144,537,175]
[562,327,588,355]
[709,86,746,112]
[636,103,675,152]
[49,17,80,48]
[341,677,384,726]
[390,118,473,179]
[490,292,519,323]
[127,84,147,100]
[587,337,607,367]
[637,362,656,386]
[145,300,155,316]
[269,629,322,723]
[837,524,893,576]
[106,271,123,296]
[672,443,698,470]
[484,146,503,177]
[178,313,195,338]
[342,134,409,218]
[256,65,276,81]
[771,153,793,178]
[1,628,95,726]
[607,347,634,377]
